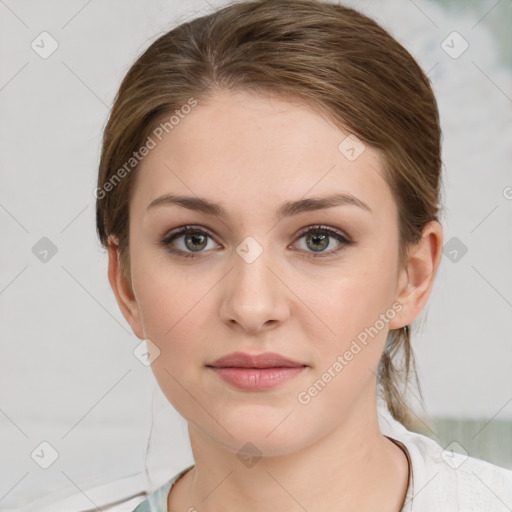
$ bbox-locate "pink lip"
[206,352,308,391]
[208,367,306,390]
[207,351,306,369]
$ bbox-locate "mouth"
[206,351,307,369]
[207,366,307,390]
[206,352,308,391]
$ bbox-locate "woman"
[95,0,512,510]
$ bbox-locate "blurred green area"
[413,416,512,469]
[431,0,512,68]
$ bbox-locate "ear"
[107,236,145,340]
[388,220,443,330]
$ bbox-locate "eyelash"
[159,224,353,260]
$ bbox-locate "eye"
[159,225,219,259]
[292,225,353,258]
[159,224,353,259]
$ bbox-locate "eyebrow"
[146,192,372,221]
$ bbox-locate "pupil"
[186,232,207,251]
[308,233,328,251]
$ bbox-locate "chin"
[208,417,310,458]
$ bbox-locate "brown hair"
[96,0,442,430]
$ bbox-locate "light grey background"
[1,0,511,509]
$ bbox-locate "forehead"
[132,89,396,221]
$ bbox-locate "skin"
[108,89,443,511]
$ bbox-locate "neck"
[168,388,409,512]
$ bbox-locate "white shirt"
[378,404,512,511]
[132,404,512,511]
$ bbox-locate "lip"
[207,351,307,369]
[206,352,308,391]
[208,367,306,390]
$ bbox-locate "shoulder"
[418,436,512,510]
[378,405,512,510]
[446,451,512,505]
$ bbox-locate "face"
[111,89,422,457]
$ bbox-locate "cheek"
[291,278,395,417]
[133,266,211,416]
[131,252,216,363]
[297,259,397,369]
[136,278,202,350]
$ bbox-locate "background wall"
[0,0,511,509]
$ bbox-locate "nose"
[219,242,290,334]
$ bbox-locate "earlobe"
[107,238,145,340]
[388,221,443,330]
